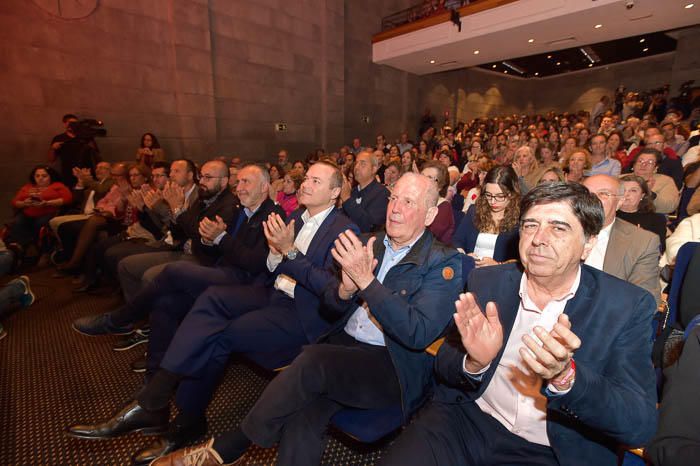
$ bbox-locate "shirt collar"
[519,266,582,313]
[383,230,424,255]
[243,202,262,219]
[184,184,197,200]
[301,204,335,227]
[599,218,615,240]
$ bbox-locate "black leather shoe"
[132,416,207,465]
[72,313,134,336]
[66,401,168,439]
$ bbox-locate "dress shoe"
[66,401,168,439]
[132,416,207,465]
[149,438,241,466]
[72,313,134,336]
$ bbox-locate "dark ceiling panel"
[479,30,677,78]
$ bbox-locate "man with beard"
[112,159,237,301]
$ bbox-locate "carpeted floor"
[0,268,391,465]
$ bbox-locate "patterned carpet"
[0,268,391,465]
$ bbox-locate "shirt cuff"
[545,381,573,396]
[267,251,283,272]
[462,356,490,381]
[212,231,226,245]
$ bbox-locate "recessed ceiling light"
[588,63,593,67]
[547,55,552,59]
[503,70,508,74]
[556,62,561,66]
[528,38,535,43]
[429,59,436,64]
[492,64,497,68]
[534,72,539,76]
[473,50,480,55]
[685,3,694,9]
[640,38,645,43]
[594,24,603,29]
[643,47,649,52]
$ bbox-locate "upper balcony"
[372,0,700,76]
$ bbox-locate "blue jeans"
[0,278,25,316]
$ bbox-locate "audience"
[29,91,700,464]
[152,172,462,466]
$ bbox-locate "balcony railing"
[373,0,518,43]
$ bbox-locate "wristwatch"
[285,248,299,260]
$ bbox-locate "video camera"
[68,118,107,140]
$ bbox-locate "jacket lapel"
[602,220,624,274]
[303,209,337,259]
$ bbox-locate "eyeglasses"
[200,174,225,181]
[594,191,620,200]
[482,193,508,202]
[635,160,656,167]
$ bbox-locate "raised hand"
[199,215,227,242]
[454,293,503,373]
[519,313,581,386]
[127,189,145,210]
[262,212,295,255]
[162,182,186,211]
[331,232,377,291]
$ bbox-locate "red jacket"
[12,182,72,217]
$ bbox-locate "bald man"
[583,175,661,304]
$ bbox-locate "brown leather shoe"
[149,438,237,466]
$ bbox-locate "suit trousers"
[157,288,309,419]
[110,260,248,328]
[239,332,401,466]
[379,400,558,466]
[117,250,196,301]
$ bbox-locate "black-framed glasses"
[482,193,508,202]
[200,174,226,181]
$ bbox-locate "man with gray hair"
[582,174,661,304]
[154,172,463,466]
[340,149,389,232]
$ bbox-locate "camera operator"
[48,114,101,188]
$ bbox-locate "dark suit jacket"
[274,208,358,342]
[321,231,462,419]
[342,180,389,233]
[71,177,115,213]
[217,198,285,278]
[452,205,519,262]
[647,327,700,466]
[174,189,238,265]
[433,263,658,466]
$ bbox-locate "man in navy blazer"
[380,182,658,466]
[340,150,389,232]
[67,161,358,462]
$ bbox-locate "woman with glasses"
[630,148,680,214]
[420,161,455,245]
[618,174,667,251]
[452,166,521,268]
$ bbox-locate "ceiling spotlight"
[492,64,497,68]
[503,70,508,74]
[594,24,603,29]
[639,38,645,43]
[643,47,649,52]
[473,50,480,55]
[685,3,694,8]
[547,55,552,59]
[588,63,593,67]
[429,59,436,64]
[528,38,535,43]
[534,72,539,76]
[556,62,561,66]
